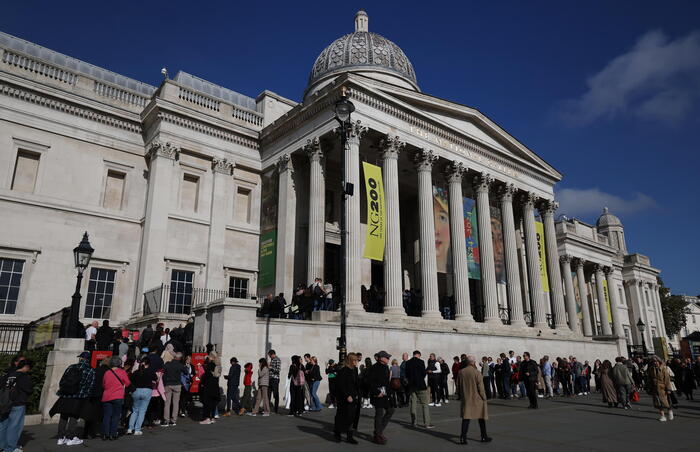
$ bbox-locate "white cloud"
[558,30,700,125]
[555,187,657,219]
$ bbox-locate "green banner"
[258,229,276,288]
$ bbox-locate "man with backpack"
[0,359,33,452]
[50,351,96,446]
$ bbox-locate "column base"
[509,319,528,328]
[421,310,442,320]
[484,318,503,327]
[554,323,570,330]
[533,322,548,330]
[454,314,474,322]
[383,307,407,317]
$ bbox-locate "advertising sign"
[362,162,385,261]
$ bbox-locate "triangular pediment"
[344,74,562,182]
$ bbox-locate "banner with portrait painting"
[433,186,450,273]
[573,271,582,320]
[463,197,481,279]
[490,206,506,284]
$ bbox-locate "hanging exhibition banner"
[463,197,481,279]
[362,162,386,261]
[258,168,278,288]
[535,220,550,292]
[602,278,613,322]
[573,271,582,320]
[490,206,506,284]
[433,186,450,272]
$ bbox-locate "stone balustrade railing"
[2,49,76,85]
[178,86,221,112]
[94,81,149,107]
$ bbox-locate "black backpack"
[59,366,83,396]
[0,374,17,417]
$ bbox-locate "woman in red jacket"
[241,363,254,413]
[102,356,131,441]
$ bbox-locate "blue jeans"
[102,399,123,437]
[502,376,512,398]
[310,381,322,411]
[0,405,25,451]
[128,388,152,432]
[518,382,527,397]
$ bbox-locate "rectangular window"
[169,270,193,314]
[228,277,248,299]
[0,258,24,315]
[103,171,125,210]
[234,187,251,223]
[11,151,40,193]
[180,174,200,213]
[84,268,116,319]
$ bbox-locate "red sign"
[91,350,113,368]
[131,331,140,342]
[190,353,207,393]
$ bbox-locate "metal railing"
[0,307,68,354]
[523,311,534,327]
[0,323,29,354]
[546,313,555,329]
[499,307,511,325]
[143,284,228,316]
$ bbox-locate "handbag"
[630,389,640,403]
[390,378,402,390]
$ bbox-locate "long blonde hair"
[345,353,358,368]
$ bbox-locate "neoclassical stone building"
[0,11,668,363]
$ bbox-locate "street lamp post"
[64,232,94,338]
[334,89,355,365]
[637,318,647,356]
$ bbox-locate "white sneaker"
[577,393,583,396]
[126,429,133,435]
[328,404,335,409]
[659,416,667,422]
[444,400,449,404]
[428,402,435,406]
[214,414,220,419]
[668,411,674,420]
[57,437,67,446]
[66,437,83,446]
[435,403,442,407]
[134,430,143,436]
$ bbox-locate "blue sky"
[2,1,698,295]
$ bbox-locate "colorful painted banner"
[258,169,278,288]
[463,197,481,280]
[490,206,506,284]
[602,278,613,322]
[535,220,550,292]
[573,271,582,320]
[433,186,450,272]
[363,162,386,261]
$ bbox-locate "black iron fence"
[0,307,68,354]
[523,311,534,327]
[546,313,555,329]
[499,307,511,325]
[143,284,228,316]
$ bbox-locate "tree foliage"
[657,278,689,337]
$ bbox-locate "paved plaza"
[24,395,699,451]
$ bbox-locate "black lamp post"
[636,318,647,356]
[65,232,94,338]
[334,89,355,365]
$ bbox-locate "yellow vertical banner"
[362,162,385,261]
[535,221,550,292]
[602,278,612,322]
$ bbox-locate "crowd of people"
[0,321,699,448]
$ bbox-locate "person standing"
[288,355,306,416]
[333,353,360,444]
[162,356,184,426]
[307,357,323,412]
[520,352,539,409]
[439,357,450,404]
[542,356,553,398]
[198,362,220,424]
[241,362,254,414]
[267,350,281,413]
[480,357,492,399]
[499,353,512,399]
[612,357,633,409]
[458,355,492,445]
[368,351,394,445]
[405,350,433,428]
[0,359,33,452]
[50,352,95,446]
[101,356,130,440]
[326,359,338,409]
[250,358,271,416]
[223,357,242,416]
[127,356,156,435]
[95,320,113,351]
[599,360,618,408]
[452,357,461,400]
[648,357,674,421]
[426,353,441,406]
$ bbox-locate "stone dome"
[305,10,419,97]
[596,207,623,228]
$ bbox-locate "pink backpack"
[292,369,305,386]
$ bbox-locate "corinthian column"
[414,150,440,319]
[474,174,500,325]
[520,193,547,328]
[593,264,612,335]
[604,267,624,338]
[539,200,567,329]
[560,254,579,333]
[380,135,405,316]
[446,163,472,322]
[343,121,367,314]
[499,184,525,327]
[574,258,593,336]
[275,154,296,300]
[305,138,325,285]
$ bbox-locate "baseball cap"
[377,350,391,359]
[77,351,91,360]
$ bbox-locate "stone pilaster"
[206,157,234,291]
[593,264,612,335]
[574,258,593,336]
[474,173,500,325]
[560,254,579,334]
[446,163,472,322]
[414,150,440,319]
[275,154,296,300]
[652,283,667,338]
[604,267,624,338]
[539,200,568,329]
[305,138,325,285]
[499,184,525,327]
[380,135,405,316]
[520,192,546,328]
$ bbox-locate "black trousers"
[460,418,487,439]
[290,385,305,414]
[334,400,358,435]
[373,403,395,436]
[526,381,538,408]
[428,376,440,403]
[58,415,79,438]
[268,378,280,413]
[202,396,217,420]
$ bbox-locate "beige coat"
[459,365,488,420]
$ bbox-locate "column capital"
[472,173,493,194]
[592,263,604,274]
[603,266,615,277]
[518,191,539,208]
[276,153,293,173]
[445,162,466,184]
[572,257,586,270]
[212,157,234,175]
[379,134,405,160]
[336,120,369,141]
[305,137,323,161]
[146,140,180,161]
[560,254,573,264]
[414,149,438,172]
[538,199,559,217]
[497,183,518,203]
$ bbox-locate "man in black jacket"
[95,320,113,351]
[368,351,394,445]
[520,352,539,409]
[163,357,185,426]
[0,359,33,451]
[224,357,241,415]
[405,350,433,428]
